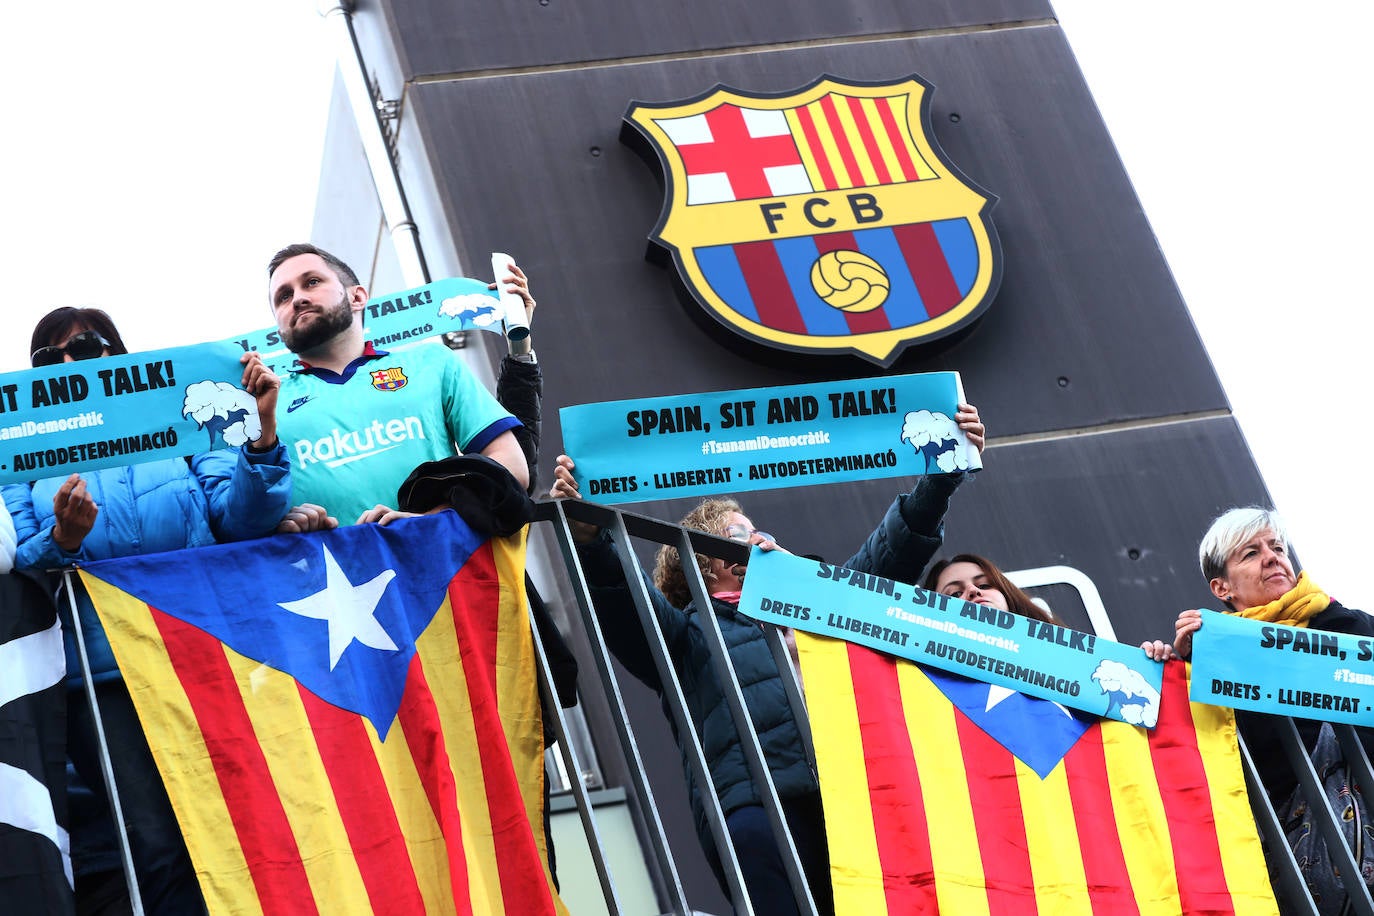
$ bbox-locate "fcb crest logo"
[623,75,1002,366]
[370,367,407,391]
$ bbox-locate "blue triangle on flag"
[925,668,1095,778]
[82,513,484,739]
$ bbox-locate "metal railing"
[1243,719,1374,915]
[539,496,817,916]
[61,497,1374,914]
[531,498,1374,915]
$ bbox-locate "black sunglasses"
[31,330,111,368]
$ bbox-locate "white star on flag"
[984,683,1075,718]
[279,545,399,669]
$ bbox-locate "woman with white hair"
[1146,506,1374,912]
[1150,506,1373,676]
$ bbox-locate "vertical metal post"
[602,513,751,915]
[1239,734,1316,914]
[550,503,695,915]
[526,589,625,915]
[61,570,145,916]
[676,533,818,916]
[761,625,815,766]
[1276,717,1374,916]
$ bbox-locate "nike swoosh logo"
[286,396,315,414]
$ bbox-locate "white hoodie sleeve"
[0,499,16,574]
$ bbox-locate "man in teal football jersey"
[253,243,529,526]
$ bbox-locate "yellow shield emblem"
[623,75,1002,365]
[370,367,408,391]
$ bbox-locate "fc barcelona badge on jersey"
[623,75,1002,366]
[370,367,408,391]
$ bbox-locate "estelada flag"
[798,637,1277,915]
[79,512,565,916]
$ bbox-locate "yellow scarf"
[1233,571,1330,627]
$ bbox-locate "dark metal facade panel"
[381,0,1054,78]
[407,24,1226,450]
[933,416,1273,646]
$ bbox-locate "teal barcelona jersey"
[276,342,519,524]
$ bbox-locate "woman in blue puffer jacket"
[3,307,291,916]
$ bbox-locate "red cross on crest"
[675,105,805,201]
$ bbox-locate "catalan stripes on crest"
[786,93,936,190]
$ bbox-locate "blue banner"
[228,276,503,375]
[0,341,261,485]
[0,277,505,485]
[560,371,980,505]
[738,548,1164,726]
[1190,609,1374,723]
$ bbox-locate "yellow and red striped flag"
[80,512,565,916]
[798,637,1277,915]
